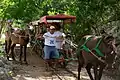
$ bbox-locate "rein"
[79,37,107,64]
[88,49,107,64]
[64,38,78,48]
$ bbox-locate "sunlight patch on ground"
[13,75,40,80]
[63,76,76,80]
[13,75,76,80]
[14,75,58,80]
[81,76,90,80]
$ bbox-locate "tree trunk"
[0,20,5,38]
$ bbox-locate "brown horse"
[77,35,117,80]
[5,29,29,64]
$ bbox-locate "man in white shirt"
[43,26,59,69]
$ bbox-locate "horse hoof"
[25,62,28,65]
[23,61,28,65]
[7,58,10,61]
[20,62,22,65]
[12,61,18,64]
[14,59,17,61]
[18,61,22,65]
[7,56,10,61]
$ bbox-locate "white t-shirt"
[43,32,57,46]
[55,31,66,49]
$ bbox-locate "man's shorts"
[44,45,59,60]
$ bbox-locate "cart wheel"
[58,57,68,68]
[58,50,68,68]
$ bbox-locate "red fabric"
[40,14,76,24]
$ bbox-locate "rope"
[93,38,104,57]
[88,49,106,64]
[64,38,78,48]
[77,36,107,64]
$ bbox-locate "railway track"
[51,67,77,80]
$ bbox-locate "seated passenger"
[62,34,74,59]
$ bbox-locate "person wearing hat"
[43,25,59,70]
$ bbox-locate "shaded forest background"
[0,0,120,40]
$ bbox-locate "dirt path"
[12,47,115,80]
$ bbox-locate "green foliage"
[0,0,43,22]
[0,46,4,57]
[0,0,120,42]
[13,19,26,29]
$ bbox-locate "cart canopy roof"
[40,14,76,24]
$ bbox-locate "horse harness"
[12,33,28,38]
[79,36,109,64]
[12,33,29,43]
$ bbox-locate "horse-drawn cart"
[32,14,76,67]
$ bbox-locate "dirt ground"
[12,47,115,80]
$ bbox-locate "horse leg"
[23,45,28,64]
[8,40,11,53]
[98,64,106,80]
[85,63,94,80]
[5,40,9,60]
[93,64,99,80]
[78,62,82,80]
[6,40,11,60]
[19,45,23,64]
[11,44,16,61]
[78,51,84,80]
[5,40,8,54]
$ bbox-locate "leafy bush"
[0,45,5,57]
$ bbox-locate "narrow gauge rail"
[51,67,77,80]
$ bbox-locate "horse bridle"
[92,38,117,64]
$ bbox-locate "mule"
[5,29,29,64]
[77,35,117,80]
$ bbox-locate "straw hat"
[50,26,55,29]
